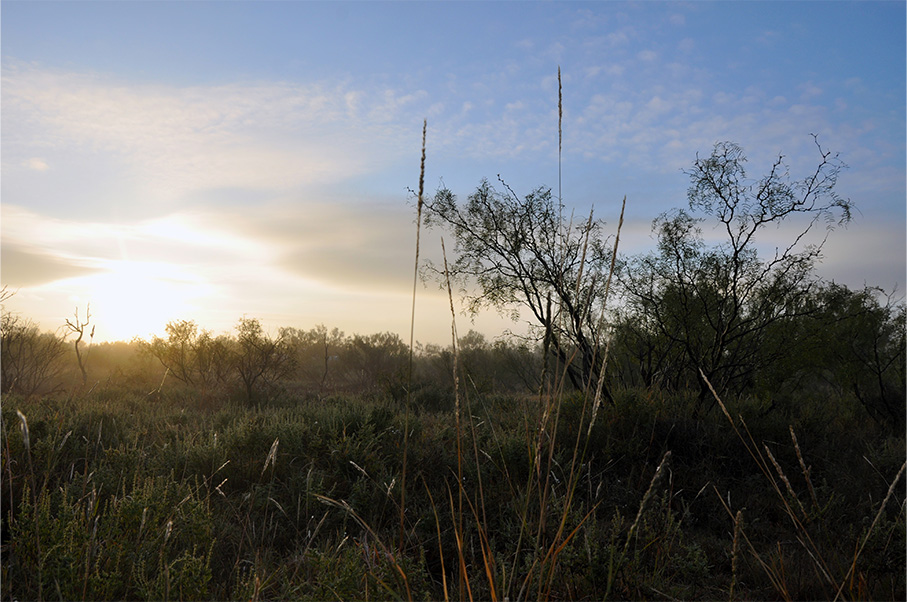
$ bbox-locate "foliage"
[424,178,615,394]
[797,283,906,431]
[141,320,227,393]
[617,140,853,411]
[0,312,67,396]
[228,317,296,405]
[281,324,346,395]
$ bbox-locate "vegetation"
[424,179,616,396]
[618,139,852,412]
[2,287,903,601]
[1,132,904,600]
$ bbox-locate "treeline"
[0,312,540,405]
[2,278,903,431]
[136,319,543,405]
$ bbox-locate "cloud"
[198,197,419,292]
[0,242,100,287]
[607,31,630,46]
[1,203,270,288]
[24,157,49,171]
[1,64,433,212]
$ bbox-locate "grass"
[2,381,903,600]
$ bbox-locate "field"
[2,371,904,601]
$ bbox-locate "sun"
[71,260,212,342]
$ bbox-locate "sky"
[2,1,905,345]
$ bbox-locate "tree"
[345,331,408,395]
[142,320,227,394]
[1,312,67,396]
[807,284,905,431]
[64,305,94,386]
[424,178,615,395]
[619,139,853,409]
[281,324,346,394]
[229,317,295,404]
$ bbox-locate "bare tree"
[65,305,94,386]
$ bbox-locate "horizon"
[2,1,905,345]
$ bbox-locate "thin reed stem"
[401,119,427,554]
[789,426,819,512]
[557,65,562,208]
[441,236,467,599]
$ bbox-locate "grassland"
[2,377,903,601]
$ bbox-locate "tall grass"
[3,371,903,600]
[703,369,906,601]
[402,118,427,557]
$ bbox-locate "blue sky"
[2,1,905,343]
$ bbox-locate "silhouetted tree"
[1,313,67,396]
[65,305,94,387]
[282,324,345,394]
[142,320,227,395]
[345,331,408,395]
[424,179,615,396]
[229,317,295,404]
[619,139,853,410]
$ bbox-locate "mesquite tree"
[618,139,853,410]
[424,178,615,396]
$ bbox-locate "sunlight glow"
[55,261,214,343]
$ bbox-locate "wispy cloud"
[2,64,431,213]
[23,157,49,171]
[0,242,100,287]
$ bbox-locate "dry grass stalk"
[408,119,427,385]
[701,370,837,595]
[315,494,413,600]
[441,237,461,418]
[832,459,906,602]
[401,119,427,554]
[622,450,671,558]
[261,437,279,475]
[557,65,562,206]
[422,478,450,602]
[16,409,42,600]
[588,194,626,435]
[714,485,792,601]
[16,410,35,499]
[441,235,469,599]
[729,509,743,602]
[445,481,474,602]
[789,426,819,512]
[764,443,807,519]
